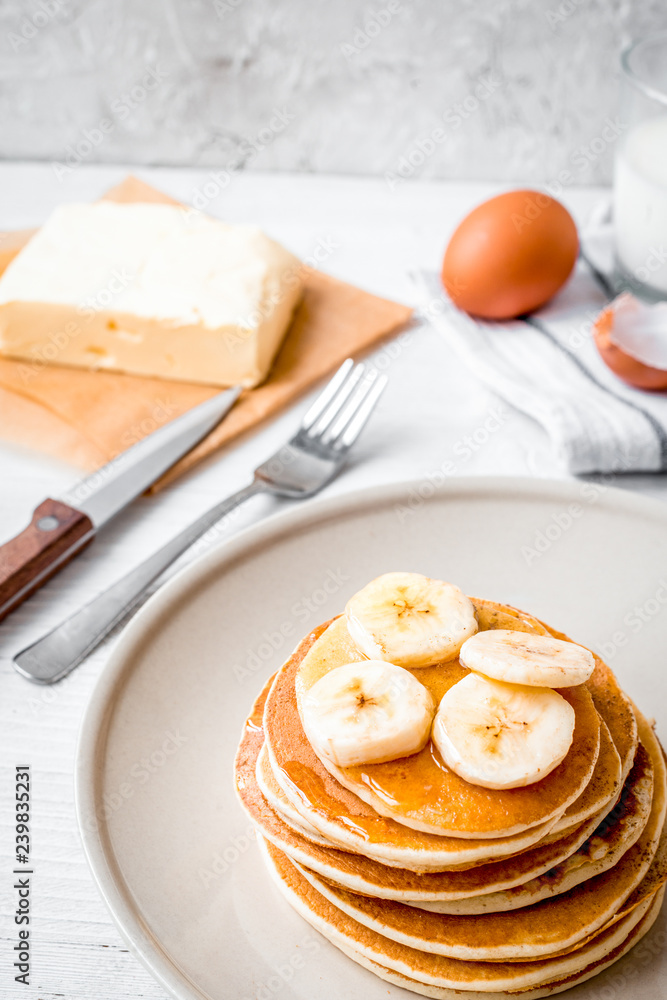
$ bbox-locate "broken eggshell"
[593,292,667,390]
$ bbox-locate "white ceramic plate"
[76,477,667,1000]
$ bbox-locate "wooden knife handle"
[0,499,94,622]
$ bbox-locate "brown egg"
[441,190,579,320]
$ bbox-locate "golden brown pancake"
[267,735,570,869]
[259,835,665,993]
[259,738,606,856]
[332,892,663,999]
[285,608,601,838]
[294,810,664,961]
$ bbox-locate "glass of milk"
[614,32,667,300]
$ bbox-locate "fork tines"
[303,360,388,450]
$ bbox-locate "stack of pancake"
[235,595,667,998]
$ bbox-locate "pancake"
[257,731,612,861]
[295,859,664,964]
[264,717,620,849]
[412,740,654,914]
[260,740,590,865]
[285,609,601,838]
[295,813,664,961]
[237,682,650,910]
[333,891,664,999]
[259,835,665,993]
[266,731,568,869]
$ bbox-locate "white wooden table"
[1,164,667,1000]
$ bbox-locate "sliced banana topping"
[431,673,575,790]
[460,629,595,687]
[300,660,435,768]
[345,572,478,668]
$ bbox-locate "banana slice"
[432,673,575,789]
[300,660,435,768]
[345,572,477,668]
[460,629,595,687]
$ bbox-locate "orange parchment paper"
[0,177,412,491]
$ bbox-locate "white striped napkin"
[413,220,667,475]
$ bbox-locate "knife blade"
[0,384,241,622]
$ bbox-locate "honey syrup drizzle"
[278,760,393,842]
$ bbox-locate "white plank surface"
[1,164,666,1000]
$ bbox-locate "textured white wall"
[0,0,664,183]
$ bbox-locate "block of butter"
[0,202,304,387]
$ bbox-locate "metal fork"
[14,360,387,684]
